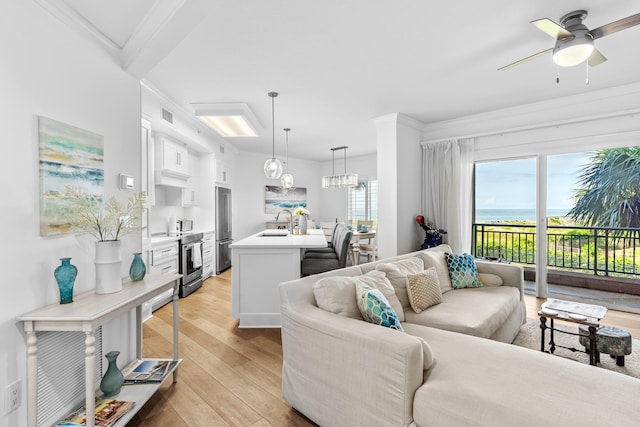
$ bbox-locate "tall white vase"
[95,240,123,294]
[299,215,308,235]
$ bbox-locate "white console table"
[17,273,181,427]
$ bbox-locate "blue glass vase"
[129,253,146,282]
[100,350,124,397]
[54,257,77,304]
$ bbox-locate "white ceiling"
[41,0,640,161]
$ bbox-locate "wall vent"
[161,108,174,124]
[37,328,103,426]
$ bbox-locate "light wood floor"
[129,270,640,426]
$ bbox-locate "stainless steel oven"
[179,232,203,297]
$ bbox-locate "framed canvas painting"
[265,186,307,214]
[39,116,104,236]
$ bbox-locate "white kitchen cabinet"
[182,151,200,207]
[202,231,215,278]
[155,135,190,187]
[148,239,179,313]
[215,158,230,185]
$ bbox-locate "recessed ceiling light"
[192,103,261,137]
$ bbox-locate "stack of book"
[56,398,134,427]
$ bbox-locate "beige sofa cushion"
[312,270,404,321]
[403,323,640,427]
[375,257,424,310]
[417,248,453,294]
[403,286,520,339]
[406,268,442,313]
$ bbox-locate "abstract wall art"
[264,186,307,214]
[39,116,104,236]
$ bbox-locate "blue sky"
[475,152,592,210]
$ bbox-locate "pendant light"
[322,146,358,188]
[264,92,283,179]
[281,128,294,190]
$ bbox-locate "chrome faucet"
[275,209,293,234]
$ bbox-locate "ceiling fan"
[498,10,640,71]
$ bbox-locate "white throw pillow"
[413,336,435,370]
[478,272,504,286]
[375,257,424,310]
[313,270,404,321]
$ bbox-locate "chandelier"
[280,128,295,190]
[263,92,283,179]
[322,146,358,188]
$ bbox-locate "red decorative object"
[415,215,447,249]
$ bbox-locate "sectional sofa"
[279,245,640,426]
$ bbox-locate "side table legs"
[539,316,556,354]
[539,315,599,366]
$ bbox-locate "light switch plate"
[119,174,134,190]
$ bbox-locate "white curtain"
[421,138,474,253]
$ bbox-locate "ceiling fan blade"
[498,48,553,71]
[531,18,573,39]
[588,13,640,39]
[588,48,607,67]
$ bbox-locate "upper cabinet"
[155,135,191,187]
[216,158,231,185]
[182,151,200,207]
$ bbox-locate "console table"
[17,273,181,427]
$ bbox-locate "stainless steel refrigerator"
[215,186,232,274]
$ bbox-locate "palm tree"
[568,147,640,229]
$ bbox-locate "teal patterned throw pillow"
[445,253,483,289]
[355,281,404,331]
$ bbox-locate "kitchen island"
[230,229,327,327]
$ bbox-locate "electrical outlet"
[4,380,20,414]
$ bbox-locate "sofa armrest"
[475,260,524,299]
[279,281,424,427]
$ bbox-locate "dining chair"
[358,228,377,263]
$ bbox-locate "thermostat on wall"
[119,174,134,190]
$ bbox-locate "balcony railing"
[472,223,640,278]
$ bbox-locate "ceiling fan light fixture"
[552,31,594,67]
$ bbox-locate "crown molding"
[422,82,640,142]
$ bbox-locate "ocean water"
[475,208,569,223]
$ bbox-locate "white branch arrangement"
[65,185,145,241]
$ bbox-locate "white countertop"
[151,235,181,245]
[231,229,327,249]
[151,229,214,246]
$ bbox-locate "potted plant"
[66,186,145,294]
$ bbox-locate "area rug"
[512,318,640,379]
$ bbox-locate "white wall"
[374,114,423,259]
[0,2,141,426]
[233,151,323,240]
